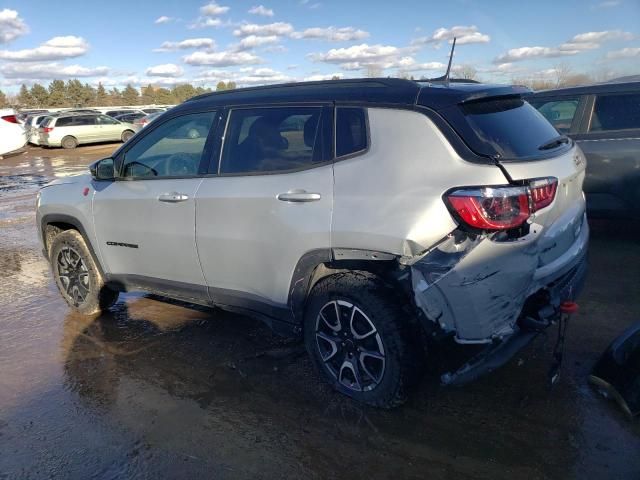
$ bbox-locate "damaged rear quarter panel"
[412,232,539,342]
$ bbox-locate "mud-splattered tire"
[304,271,422,408]
[49,230,118,315]
[61,136,78,149]
[121,130,134,143]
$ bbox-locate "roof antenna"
[443,37,457,86]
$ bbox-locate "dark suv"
[529,81,640,219]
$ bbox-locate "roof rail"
[185,77,419,103]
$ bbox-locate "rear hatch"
[438,94,587,268]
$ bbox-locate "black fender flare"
[40,213,106,276]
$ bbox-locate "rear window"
[590,93,640,132]
[336,107,367,157]
[40,117,53,128]
[441,96,568,160]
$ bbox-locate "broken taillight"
[445,177,558,231]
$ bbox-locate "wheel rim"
[315,300,386,392]
[56,246,90,307]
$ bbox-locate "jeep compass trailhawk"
[37,79,588,407]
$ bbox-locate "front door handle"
[158,192,189,203]
[277,190,321,203]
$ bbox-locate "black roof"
[179,78,531,112]
[531,80,640,97]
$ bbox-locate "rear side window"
[336,107,367,157]
[529,97,579,134]
[442,96,567,160]
[590,93,640,132]
[55,117,72,127]
[220,106,324,174]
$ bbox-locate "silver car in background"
[38,112,136,149]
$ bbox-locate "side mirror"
[90,158,115,181]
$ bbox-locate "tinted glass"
[74,115,97,126]
[97,115,118,125]
[336,107,367,157]
[40,117,52,128]
[121,111,215,178]
[590,93,640,132]
[529,97,579,134]
[220,107,322,174]
[55,117,72,127]
[454,97,566,159]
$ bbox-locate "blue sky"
[0,0,639,92]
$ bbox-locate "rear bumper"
[411,214,589,343]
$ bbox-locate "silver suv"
[36,79,588,407]
[38,112,136,149]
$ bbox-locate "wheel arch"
[40,213,105,276]
[288,249,410,325]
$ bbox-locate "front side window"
[220,106,323,174]
[529,97,579,134]
[336,107,367,157]
[120,111,216,178]
[590,93,640,132]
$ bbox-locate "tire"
[121,130,134,143]
[61,136,78,149]
[304,271,422,408]
[49,230,118,315]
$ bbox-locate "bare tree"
[552,62,573,87]
[457,65,477,81]
[365,64,383,78]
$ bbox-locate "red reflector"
[82,187,90,197]
[1,115,18,124]
[530,178,558,211]
[560,301,578,314]
[447,187,531,230]
[43,127,54,133]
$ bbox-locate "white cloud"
[194,66,291,85]
[303,73,343,81]
[606,46,640,59]
[154,38,215,52]
[0,36,89,61]
[595,0,621,7]
[0,62,108,79]
[291,26,369,42]
[311,43,400,63]
[154,16,174,24]
[145,63,184,77]
[412,25,490,46]
[233,22,294,37]
[248,5,274,17]
[184,50,262,66]
[189,17,223,29]
[200,2,230,16]
[237,35,279,50]
[0,9,29,43]
[495,30,635,63]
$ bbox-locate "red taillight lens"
[445,177,558,231]
[43,127,54,133]
[530,178,558,211]
[447,187,531,230]
[1,115,18,124]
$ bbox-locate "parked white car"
[0,109,27,156]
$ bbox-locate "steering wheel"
[165,153,197,176]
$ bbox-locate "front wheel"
[304,272,422,408]
[50,230,118,315]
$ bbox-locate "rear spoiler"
[417,85,532,110]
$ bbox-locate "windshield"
[441,96,570,160]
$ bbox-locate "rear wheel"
[304,271,422,408]
[50,230,118,315]
[61,136,78,149]
[121,130,134,143]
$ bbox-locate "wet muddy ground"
[0,144,639,479]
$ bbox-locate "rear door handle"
[277,190,321,203]
[158,192,189,203]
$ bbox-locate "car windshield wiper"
[538,135,570,151]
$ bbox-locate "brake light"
[1,115,18,124]
[445,177,558,231]
[43,127,54,133]
[530,178,558,211]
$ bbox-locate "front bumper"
[411,214,589,343]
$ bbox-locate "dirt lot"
[1,144,639,479]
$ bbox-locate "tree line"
[0,80,238,109]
